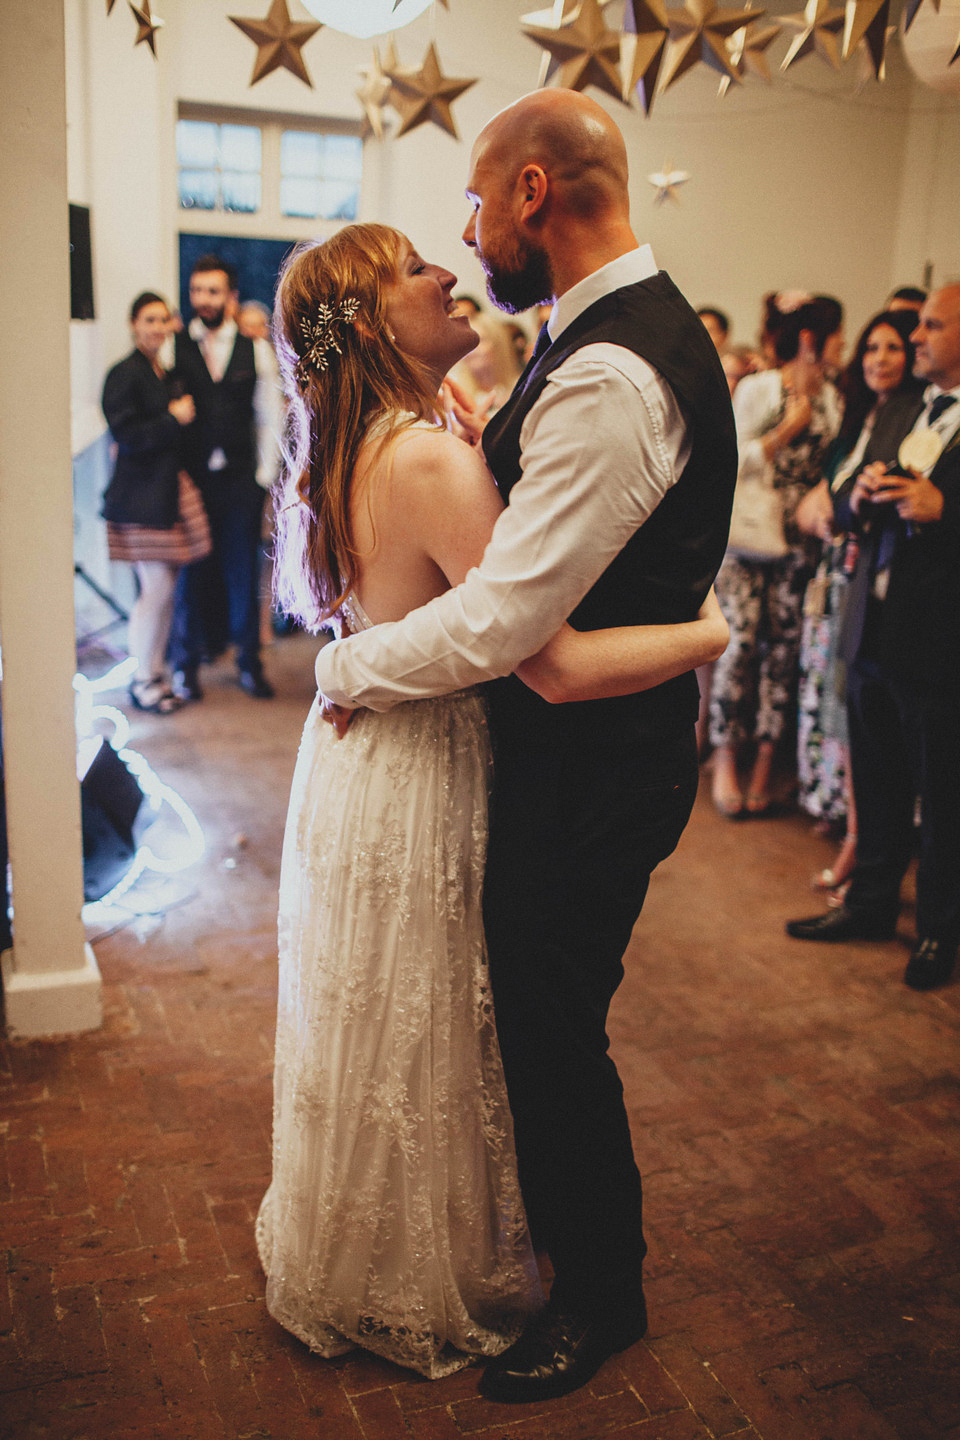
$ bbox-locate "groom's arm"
[315,348,686,710]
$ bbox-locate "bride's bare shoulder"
[390,423,494,494]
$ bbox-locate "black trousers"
[846,656,960,944]
[169,472,265,675]
[482,721,699,1324]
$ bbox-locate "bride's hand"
[441,377,493,446]
[318,695,357,738]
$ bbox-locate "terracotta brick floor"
[2,633,959,1440]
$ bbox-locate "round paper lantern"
[901,0,960,93]
[300,0,434,39]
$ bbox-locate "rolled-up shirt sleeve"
[314,345,686,710]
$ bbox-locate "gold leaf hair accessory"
[296,297,361,385]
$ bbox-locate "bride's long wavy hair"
[272,224,442,629]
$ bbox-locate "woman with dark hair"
[101,292,209,713]
[795,308,924,892]
[709,292,844,816]
[255,223,728,1378]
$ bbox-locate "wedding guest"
[795,309,923,896]
[788,285,960,992]
[101,291,210,714]
[169,255,282,701]
[697,305,729,351]
[709,293,844,816]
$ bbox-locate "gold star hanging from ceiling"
[356,48,392,139]
[521,0,624,103]
[621,0,671,114]
[129,1,163,55]
[228,0,323,87]
[780,0,845,70]
[842,0,892,77]
[521,0,581,84]
[648,161,690,203]
[718,4,780,93]
[659,0,759,93]
[385,43,478,139]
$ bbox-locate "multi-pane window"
[177,120,262,214]
[176,112,363,225]
[280,131,363,221]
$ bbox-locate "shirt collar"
[188,315,238,346]
[923,382,960,405]
[547,246,657,343]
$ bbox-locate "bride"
[255,223,728,1378]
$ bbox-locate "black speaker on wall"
[69,204,96,321]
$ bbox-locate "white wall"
[70,0,958,411]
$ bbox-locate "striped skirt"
[107,471,212,565]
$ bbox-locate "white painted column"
[0,0,101,1036]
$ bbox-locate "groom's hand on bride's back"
[318,695,358,738]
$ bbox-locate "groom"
[316,88,737,1401]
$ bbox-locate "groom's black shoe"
[480,1297,647,1404]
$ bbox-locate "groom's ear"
[517,165,548,224]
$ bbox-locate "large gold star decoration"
[356,49,392,138]
[129,1,163,56]
[621,0,671,114]
[522,0,624,102]
[718,4,780,93]
[780,0,846,69]
[228,0,323,87]
[842,0,892,77]
[385,43,478,140]
[659,0,759,92]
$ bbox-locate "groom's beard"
[198,306,228,330]
[482,236,553,317]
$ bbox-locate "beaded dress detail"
[256,588,540,1378]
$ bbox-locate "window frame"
[176,102,365,241]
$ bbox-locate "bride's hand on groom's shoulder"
[440,377,492,447]
[318,695,358,738]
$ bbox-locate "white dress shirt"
[314,247,689,711]
[912,385,960,468]
[187,315,282,487]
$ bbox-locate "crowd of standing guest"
[697,281,960,991]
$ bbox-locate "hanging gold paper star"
[129,1,163,55]
[621,0,670,113]
[648,161,690,203]
[522,0,624,102]
[228,0,323,87]
[356,48,392,139]
[842,0,891,76]
[780,0,845,70]
[718,5,780,93]
[521,1,581,84]
[385,43,477,140]
[659,0,758,93]
[902,0,925,31]
[850,21,895,83]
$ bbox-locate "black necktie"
[927,393,956,424]
[530,323,552,364]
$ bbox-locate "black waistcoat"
[174,330,257,483]
[481,272,737,746]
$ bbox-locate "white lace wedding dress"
[256,594,541,1378]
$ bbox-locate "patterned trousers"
[709,548,811,749]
